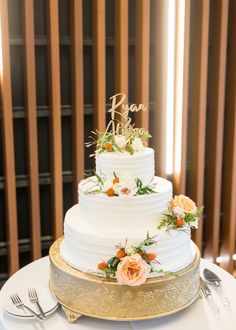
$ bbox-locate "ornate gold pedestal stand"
[49,237,200,323]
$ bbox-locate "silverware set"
[10,288,46,320]
[200,268,231,317]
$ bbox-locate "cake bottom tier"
[49,238,201,322]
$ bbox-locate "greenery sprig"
[98,232,158,279]
[135,178,156,195]
[158,204,204,231]
[84,172,157,197]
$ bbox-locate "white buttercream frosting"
[61,176,196,277]
[95,147,154,185]
[60,203,196,276]
[60,147,196,279]
[78,176,172,225]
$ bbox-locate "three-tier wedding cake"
[49,93,202,322]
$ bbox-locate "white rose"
[114,135,127,150]
[125,246,135,255]
[117,182,137,197]
[102,179,114,192]
[132,138,145,152]
[172,206,185,219]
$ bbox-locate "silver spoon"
[203,268,230,309]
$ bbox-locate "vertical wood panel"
[189,0,210,250]
[135,0,150,130]
[93,0,106,132]
[0,0,19,274]
[204,0,229,261]
[70,0,84,203]
[219,0,236,273]
[47,0,63,239]
[23,0,41,259]
[115,0,128,115]
[173,0,191,194]
[152,0,168,178]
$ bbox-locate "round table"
[0,257,235,330]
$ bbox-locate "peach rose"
[174,195,197,214]
[116,253,151,286]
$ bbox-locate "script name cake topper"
[86,92,151,155]
[106,93,147,136]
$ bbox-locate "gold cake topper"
[86,92,151,155]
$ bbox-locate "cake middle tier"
[78,176,172,224]
[95,147,155,185]
[61,204,196,276]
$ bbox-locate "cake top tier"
[96,147,155,186]
[86,93,151,156]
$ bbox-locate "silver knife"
[200,277,220,317]
[203,268,230,309]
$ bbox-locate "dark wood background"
[0,0,235,286]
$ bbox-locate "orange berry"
[106,188,115,197]
[146,253,156,261]
[105,143,112,152]
[116,249,126,259]
[113,177,120,184]
[97,261,107,270]
[142,140,148,147]
[176,218,184,228]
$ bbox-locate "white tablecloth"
[0,257,235,329]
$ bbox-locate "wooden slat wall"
[47,0,63,239]
[188,0,210,251]
[173,0,191,195]
[0,0,19,274]
[1,0,236,281]
[152,0,168,179]
[115,0,128,112]
[204,0,229,261]
[23,0,41,259]
[219,0,236,273]
[93,0,106,132]
[70,0,84,203]
[135,0,150,130]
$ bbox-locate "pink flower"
[116,253,151,286]
[114,135,127,150]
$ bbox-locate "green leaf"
[163,213,175,221]
[197,206,204,214]
[125,144,135,155]
[184,213,196,223]
[107,257,120,269]
[112,144,121,152]
[94,171,104,184]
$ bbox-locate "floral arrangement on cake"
[86,93,151,155]
[158,195,204,231]
[84,172,156,197]
[97,232,172,286]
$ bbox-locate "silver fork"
[28,288,46,319]
[10,293,43,320]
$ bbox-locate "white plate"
[0,286,58,319]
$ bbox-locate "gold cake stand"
[49,237,201,323]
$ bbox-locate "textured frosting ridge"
[95,147,154,185]
[78,176,172,225]
[61,204,196,276]
[60,145,197,278]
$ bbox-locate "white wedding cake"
[59,93,202,287]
